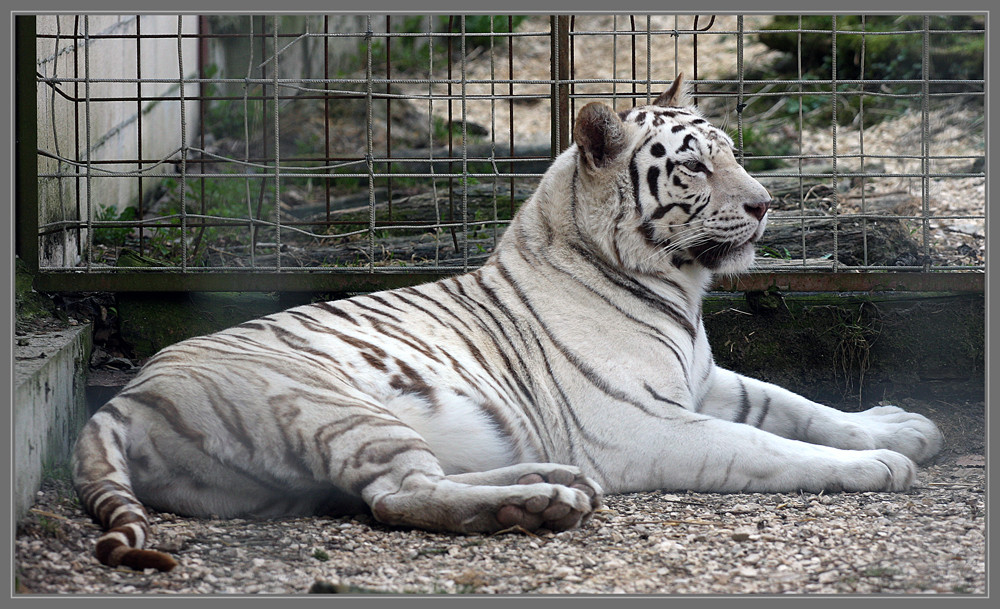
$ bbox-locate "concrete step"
[13,324,92,522]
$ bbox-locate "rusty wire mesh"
[29,14,985,290]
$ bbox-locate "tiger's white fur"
[72,76,942,571]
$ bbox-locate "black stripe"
[127,390,207,446]
[468,281,562,458]
[286,309,324,325]
[690,198,711,219]
[734,378,751,424]
[451,278,548,415]
[270,325,347,369]
[650,201,692,221]
[524,239,690,381]
[497,255,676,422]
[720,455,737,488]
[646,166,660,203]
[565,241,697,340]
[404,286,530,453]
[361,315,444,364]
[492,259,616,472]
[238,321,268,331]
[367,293,405,313]
[570,163,578,211]
[347,466,396,496]
[629,154,642,215]
[404,287,476,334]
[754,396,771,428]
[312,413,414,479]
[313,301,358,325]
[611,185,628,267]
[388,291,445,327]
[351,300,403,323]
[98,402,129,424]
[268,401,317,479]
[644,383,685,409]
[189,368,257,458]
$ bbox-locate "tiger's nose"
[744,200,771,221]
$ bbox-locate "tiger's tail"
[71,403,178,572]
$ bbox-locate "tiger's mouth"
[687,236,758,270]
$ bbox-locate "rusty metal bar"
[568,16,576,120]
[691,15,716,106]
[192,15,209,265]
[136,16,145,256]
[324,15,332,224]
[32,270,451,294]
[508,15,515,218]
[72,16,82,261]
[446,16,458,252]
[32,270,983,294]
[713,272,983,294]
[15,15,38,272]
[386,15,394,222]
[551,15,570,155]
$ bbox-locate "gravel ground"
[13,398,985,596]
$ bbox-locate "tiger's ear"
[573,102,628,169]
[654,73,690,108]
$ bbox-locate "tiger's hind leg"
[364,464,601,533]
[280,391,602,534]
[405,463,602,531]
[317,414,602,532]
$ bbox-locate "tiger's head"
[571,74,772,277]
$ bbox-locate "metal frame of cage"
[16,14,985,294]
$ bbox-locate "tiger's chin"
[688,238,757,274]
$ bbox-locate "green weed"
[93,204,139,249]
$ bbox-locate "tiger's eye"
[682,160,709,174]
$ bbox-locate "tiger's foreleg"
[696,367,943,463]
[604,406,921,494]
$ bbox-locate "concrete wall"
[32,15,385,269]
[13,324,93,522]
[34,15,199,267]
[201,15,383,85]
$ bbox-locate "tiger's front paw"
[836,448,917,492]
[854,405,943,463]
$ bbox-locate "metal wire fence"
[19,14,985,292]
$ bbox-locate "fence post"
[15,15,38,273]
[550,15,571,156]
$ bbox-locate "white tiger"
[72,75,942,572]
